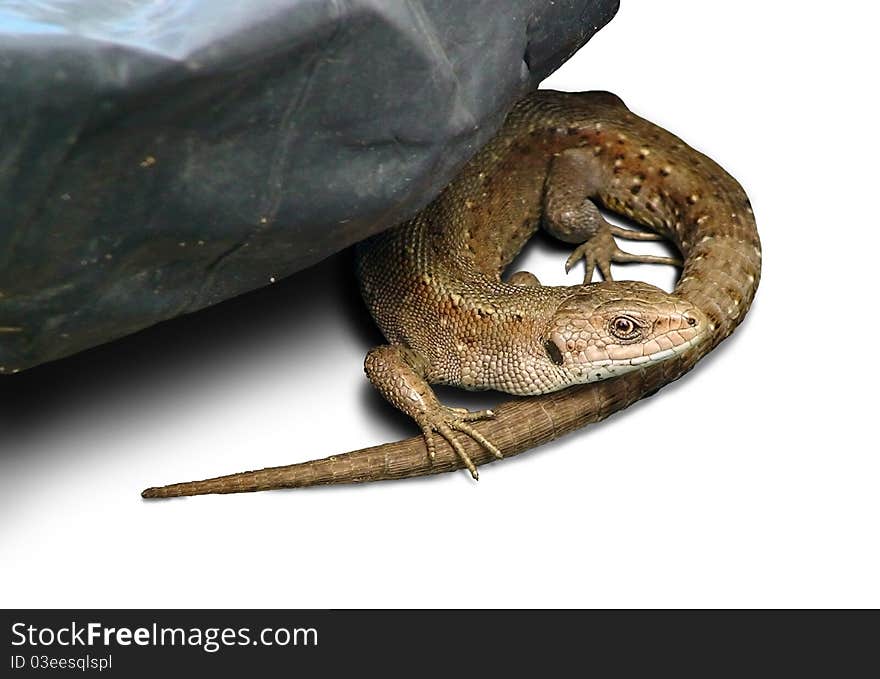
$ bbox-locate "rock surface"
[0,0,619,372]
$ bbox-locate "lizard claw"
[566,227,681,283]
[418,406,500,479]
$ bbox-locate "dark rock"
[0,0,618,372]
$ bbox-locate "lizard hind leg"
[364,345,501,479]
[543,148,681,283]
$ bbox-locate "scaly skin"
[142,91,760,498]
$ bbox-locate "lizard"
[142,90,761,498]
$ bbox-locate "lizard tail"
[140,445,416,497]
[141,436,459,498]
[141,354,688,498]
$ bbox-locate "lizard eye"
[609,315,640,340]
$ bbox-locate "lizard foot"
[417,406,500,480]
[565,227,681,283]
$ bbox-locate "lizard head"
[543,281,708,384]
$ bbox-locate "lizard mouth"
[576,330,707,383]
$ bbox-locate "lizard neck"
[420,280,577,394]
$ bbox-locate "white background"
[2,1,878,608]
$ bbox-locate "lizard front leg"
[364,345,501,479]
[543,148,681,283]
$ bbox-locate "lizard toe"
[417,406,502,478]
